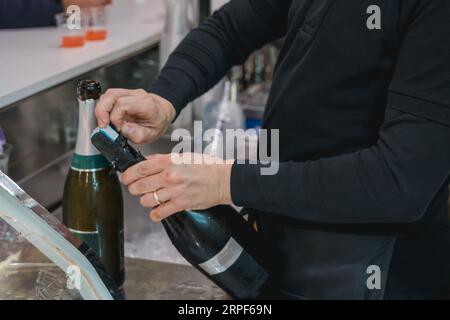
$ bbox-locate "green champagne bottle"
[63,80,125,288]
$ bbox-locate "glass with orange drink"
[55,12,87,48]
[84,6,110,41]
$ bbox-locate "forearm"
[150,0,289,115]
[0,0,63,28]
[231,109,450,224]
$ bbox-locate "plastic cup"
[55,12,87,48]
[84,6,110,41]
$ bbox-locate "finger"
[121,122,156,144]
[95,89,133,127]
[109,96,139,131]
[139,188,171,208]
[150,201,180,222]
[128,173,165,196]
[122,155,168,185]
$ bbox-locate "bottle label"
[71,154,110,171]
[69,228,100,255]
[198,237,244,276]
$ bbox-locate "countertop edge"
[0,33,160,109]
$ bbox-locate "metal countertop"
[124,257,229,300]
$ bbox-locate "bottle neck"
[72,98,109,170]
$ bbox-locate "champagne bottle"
[90,126,272,299]
[63,80,125,288]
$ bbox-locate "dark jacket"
[0,0,62,29]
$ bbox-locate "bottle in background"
[201,79,245,158]
[0,127,6,154]
[198,0,211,23]
[160,0,193,129]
[63,80,125,288]
[0,127,12,174]
[190,0,223,122]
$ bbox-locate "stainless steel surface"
[124,257,228,300]
[160,0,194,129]
[0,170,79,245]
[0,170,118,300]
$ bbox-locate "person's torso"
[257,0,450,299]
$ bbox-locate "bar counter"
[124,258,229,300]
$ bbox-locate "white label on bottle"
[198,237,243,276]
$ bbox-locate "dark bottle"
[63,80,125,289]
[162,206,271,299]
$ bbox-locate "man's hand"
[95,89,176,144]
[122,154,234,222]
[62,0,112,9]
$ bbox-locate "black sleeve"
[388,0,450,126]
[231,0,450,224]
[0,0,63,28]
[149,0,290,116]
[231,109,450,224]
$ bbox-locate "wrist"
[151,94,176,124]
[218,160,234,205]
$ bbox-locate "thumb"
[121,122,155,144]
